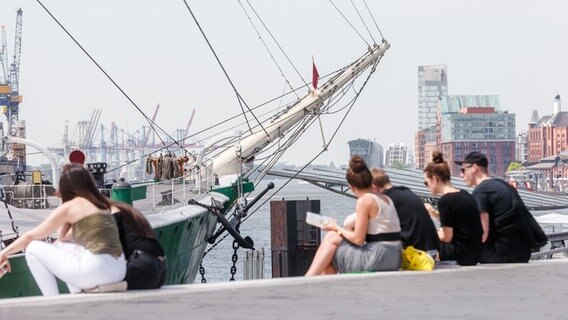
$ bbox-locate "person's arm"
[438,226,454,243]
[0,201,72,271]
[480,212,490,243]
[324,195,373,246]
[424,203,440,219]
[343,213,356,230]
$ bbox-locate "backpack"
[494,179,548,252]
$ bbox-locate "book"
[305,211,333,228]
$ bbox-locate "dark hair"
[371,168,390,188]
[346,155,372,189]
[423,151,451,183]
[112,201,155,238]
[59,164,111,210]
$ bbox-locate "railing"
[531,231,568,259]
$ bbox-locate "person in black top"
[371,168,440,254]
[112,201,167,289]
[424,151,482,266]
[455,151,531,263]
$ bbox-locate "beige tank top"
[367,194,401,235]
[72,212,123,257]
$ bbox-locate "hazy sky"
[1,0,566,167]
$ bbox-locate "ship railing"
[132,173,212,213]
[531,230,568,260]
[1,184,59,209]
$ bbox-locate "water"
[199,179,355,283]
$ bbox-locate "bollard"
[111,178,132,205]
[243,247,265,280]
[270,199,321,277]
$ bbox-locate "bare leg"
[305,231,343,276]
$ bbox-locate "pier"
[0,259,566,319]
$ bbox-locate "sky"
[0,0,567,168]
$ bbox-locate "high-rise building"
[348,139,384,168]
[385,143,408,167]
[418,65,448,130]
[415,65,448,169]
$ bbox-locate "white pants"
[25,240,126,296]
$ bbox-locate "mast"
[211,41,390,177]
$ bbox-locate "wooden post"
[270,199,321,277]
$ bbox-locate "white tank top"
[367,194,401,235]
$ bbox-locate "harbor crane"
[0,9,24,166]
[0,9,23,137]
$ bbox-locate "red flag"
[312,59,320,90]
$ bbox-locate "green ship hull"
[0,207,218,298]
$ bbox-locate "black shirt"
[438,189,482,265]
[384,186,440,252]
[113,211,164,259]
[473,179,530,262]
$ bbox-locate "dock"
[1,259,566,319]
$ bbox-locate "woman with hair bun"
[306,155,402,275]
[423,151,482,265]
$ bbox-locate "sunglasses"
[423,180,428,187]
[460,165,473,173]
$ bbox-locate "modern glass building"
[439,95,516,177]
[348,139,384,168]
[418,65,447,130]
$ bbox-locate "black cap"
[454,151,488,168]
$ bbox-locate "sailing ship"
[0,2,390,297]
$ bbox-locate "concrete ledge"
[1,259,566,319]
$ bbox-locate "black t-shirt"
[384,186,440,252]
[438,189,482,265]
[113,212,164,259]
[473,179,530,262]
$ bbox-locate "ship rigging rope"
[362,0,385,41]
[34,0,190,157]
[350,0,377,45]
[106,68,343,174]
[329,0,371,48]
[242,0,310,90]
[237,0,300,100]
[181,0,267,137]
[202,56,383,255]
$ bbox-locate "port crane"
[0,8,24,166]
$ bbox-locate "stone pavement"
[1,260,567,319]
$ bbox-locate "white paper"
[305,211,332,228]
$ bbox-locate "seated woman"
[0,164,126,295]
[423,151,482,266]
[305,155,402,275]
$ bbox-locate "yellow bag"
[401,246,435,271]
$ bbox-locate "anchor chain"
[199,252,207,283]
[230,239,240,281]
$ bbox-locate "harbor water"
[199,178,355,283]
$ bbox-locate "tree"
[507,162,523,172]
[389,161,405,170]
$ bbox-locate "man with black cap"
[456,151,530,263]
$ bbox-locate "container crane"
[142,103,160,147]
[0,8,24,167]
[7,8,23,138]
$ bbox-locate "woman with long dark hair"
[423,151,482,266]
[306,155,402,275]
[0,164,126,295]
